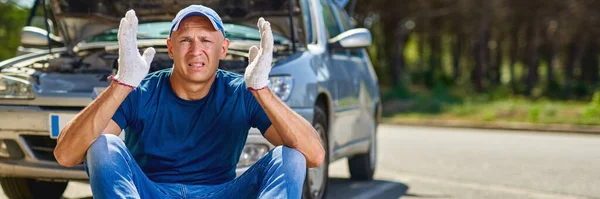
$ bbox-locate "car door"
[331,4,376,142]
[320,0,361,152]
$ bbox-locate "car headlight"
[237,144,269,167]
[0,74,34,99]
[268,76,293,101]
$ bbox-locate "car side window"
[320,0,341,39]
[333,4,364,57]
[333,5,352,32]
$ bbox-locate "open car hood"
[50,0,303,48]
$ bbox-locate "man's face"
[167,16,229,84]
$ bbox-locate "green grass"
[384,86,600,126]
[390,98,599,126]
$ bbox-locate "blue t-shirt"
[112,68,272,185]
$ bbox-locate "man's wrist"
[110,80,134,94]
[248,85,268,91]
[108,75,137,89]
[250,87,273,101]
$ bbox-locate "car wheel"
[0,177,67,199]
[348,119,376,181]
[302,105,329,199]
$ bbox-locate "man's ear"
[220,38,230,59]
[166,38,173,58]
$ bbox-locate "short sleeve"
[112,88,138,130]
[243,87,272,135]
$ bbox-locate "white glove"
[244,17,274,90]
[110,10,155,88]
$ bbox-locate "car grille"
[21,135,57,162]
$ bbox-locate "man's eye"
[203,39,211,43]
[180,39,190,43]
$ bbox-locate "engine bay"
[21,48,250,76]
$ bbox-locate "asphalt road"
[1,124,599,199]
[326,125,600,199]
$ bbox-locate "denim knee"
[276,146,307,175]
[86,134,127,165]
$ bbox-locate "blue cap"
[170,5,225,38]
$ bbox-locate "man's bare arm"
[54,83,131,167]
[54,10,154,167]
[244,18,324,168]
[253,89,325,168]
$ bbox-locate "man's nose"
[189,41,205,56]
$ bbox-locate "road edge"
[382,117,600,135]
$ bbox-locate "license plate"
[48,113,77,139]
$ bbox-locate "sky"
[1,0,34,8]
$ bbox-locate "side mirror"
[20,26,62,47]
[328,28,372,49]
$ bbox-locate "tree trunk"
[524,18,540,96]
[546,46,555,86]
[427,18,442,88]
[472,0,490,93]
[582,38,598,86]
[509,25,519,93]
[563,34,586,98]
[491,35,503,85]
[453,32,462,81]
[391,21,407,87]
[382,17,400,87]
[418,23,427,85]
[591,45,599,86]
[544,22,558,87]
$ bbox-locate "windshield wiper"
[42,0,52,54]
[288,0,297,53]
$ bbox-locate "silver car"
[0,0,380,198]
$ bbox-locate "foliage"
[391,96,600,126]
[0,1,28,61]
[352,0,600,101]
[582,91,600,119]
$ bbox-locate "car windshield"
[84,21,290,45]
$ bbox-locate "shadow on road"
[326,177,409,199]
[63,178,446,199]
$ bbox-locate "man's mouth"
[188,62,206,70]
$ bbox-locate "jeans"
[84,134,307,199]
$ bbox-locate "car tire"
[302,105,329,199]
[0,177,67,199]
[348,119,376,181]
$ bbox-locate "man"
[54,5,325,199]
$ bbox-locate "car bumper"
[0,106,313,181]
[0,129,273,180]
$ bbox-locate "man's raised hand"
[244,17,274,90]
[110,10,155,88]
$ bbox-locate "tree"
[0,1,28,61]
[352,0,600,99]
